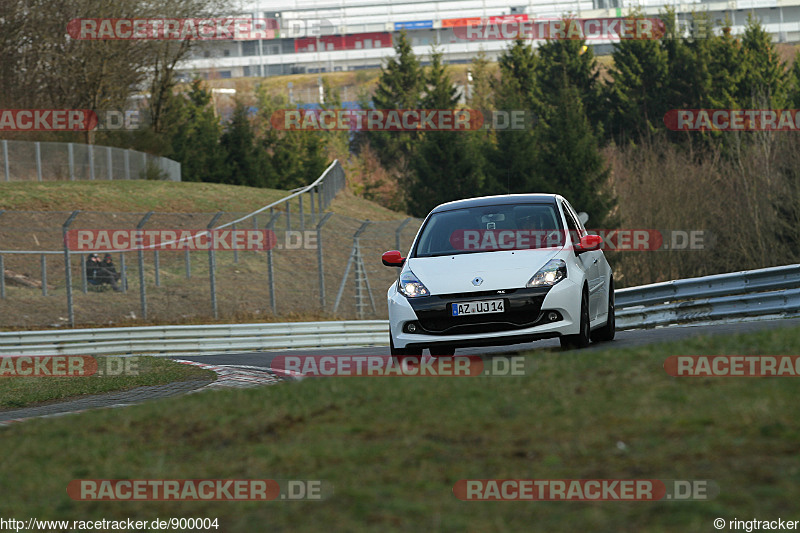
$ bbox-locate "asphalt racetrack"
[173,316,800,369]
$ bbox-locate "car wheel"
[560,287,590,350]
[591,278,615,342]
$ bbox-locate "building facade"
[178,0,800,79]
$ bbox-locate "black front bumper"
[406,286,553,335]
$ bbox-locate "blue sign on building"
[393,20,434,30]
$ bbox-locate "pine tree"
[786,50,800,108]
[220,101,258,186]
[373,31,424,110]
[535,32,604,133]
[466,49,498,197]
[255,88,330,190]
[739,16,787,107]
[487,40,543,195]
[364,31,424,174]
[410,49,485,216]
[537,79,614,225]
[664,11,714,110]
[467,48,495,111]
[707,24,746,109]
[163,80,227,183]
[606,17,670,143]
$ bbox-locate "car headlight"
[526,259,567,288]
[398,270,430,298]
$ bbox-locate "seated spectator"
[86,254,102,285]
[87,253,122,292]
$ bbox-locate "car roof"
[430,194,562,214]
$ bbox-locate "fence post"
[89,144,95,180]
[184,249,191,278]
[232,222,238,264]
[286,202,291,232]
[266,213,281,314]
[62,210,81,327]
[207,212,224,319]
[395,217,412,252]
[107,146,112,180]
[0,212,4,298]
[309,188,316,225]
[137,211,154,320]
[2,140,8,181]
[80,254,87,294]
[299,194,305,232]
[124,150,130,180]
[119,252,127,292]
[35,141,42,181]
[40,254,47,296]
[316,212,333,311]
[154,250,160,287]
[68,143,75,181]
[252,215,259,255]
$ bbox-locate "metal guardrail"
[615,264,800,308]
[0,264,798,356]
[615,264,800,329]
[0,321,389,356]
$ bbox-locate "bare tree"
[0,0,231,142]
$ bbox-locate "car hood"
[405,248,562,294]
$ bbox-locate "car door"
[562,201,604,321]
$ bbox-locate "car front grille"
[407,287,551,335]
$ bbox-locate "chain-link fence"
[0,160,421,328]
[0,140,181,182]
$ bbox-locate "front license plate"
[451,299,505,316]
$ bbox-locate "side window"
[561,202,582,246]
[563,201,587,234]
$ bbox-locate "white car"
[382,194,615,356]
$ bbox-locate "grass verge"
[0,357,216,410]
[0,324,799,530]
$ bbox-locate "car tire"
[560,287,591,350]
[591,277,615,342]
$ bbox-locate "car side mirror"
[576,234,602,253]
[382,250,405,267]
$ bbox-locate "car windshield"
[413,203,565,257]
